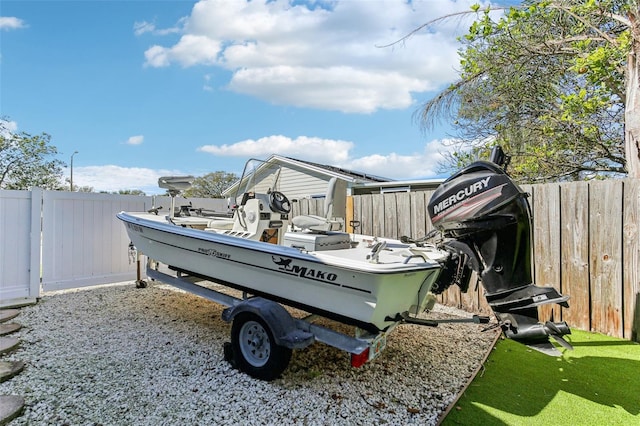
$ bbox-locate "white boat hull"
[118,212,442,331]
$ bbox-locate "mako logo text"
[272,256,338,283]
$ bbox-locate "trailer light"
[350,348,369,368]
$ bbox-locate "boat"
[118,147,572,380]
[119,159,447,332]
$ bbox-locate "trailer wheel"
[231,312,292,381]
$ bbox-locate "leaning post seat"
[206,219,234,230]
[292,177,344,232]
[292,214,342,232]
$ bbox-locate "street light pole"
[70,151,78,191]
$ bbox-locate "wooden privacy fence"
[296,179,640,341]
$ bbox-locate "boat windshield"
[233,159,282,205]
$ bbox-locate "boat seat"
[291,214,342,232]
[292,177,343,232]
[207,219,235,230]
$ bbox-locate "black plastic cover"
[428,161,525,229]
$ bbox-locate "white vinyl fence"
[40,191,150,292]
[0,190,228,308]
[0,190,41,307]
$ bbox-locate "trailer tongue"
[427,147,571,355]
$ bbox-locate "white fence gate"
[41,191,151,291]
[0,190,41,307]
[1,190,228,307]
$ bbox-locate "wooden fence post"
[623,179,640,341]
[589,180,623,337]
[559,182,591,332]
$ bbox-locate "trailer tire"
[231,312,292,381]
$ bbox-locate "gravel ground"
[1,281,499,425]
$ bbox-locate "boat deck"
[310,242,444,271]
[125,212,445,271]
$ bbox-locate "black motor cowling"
[428,148,571,355]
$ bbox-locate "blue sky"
[1,0,498,194]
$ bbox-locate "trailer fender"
[222,297,315,349]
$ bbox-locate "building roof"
[222,154,442,196]
[350,178,445,194]
[272,156,444,193]
[277,156,392,183]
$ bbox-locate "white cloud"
[73,138,461,194]
[203,74,214,91]
[344,139,460,179]
[229,66,427,113]
[140,0,487,113]
[198,134,460,179]
[126,135,144,145]
[199,135,353,164]
[144,35,221,68]
[0,17,27,31]
[133,20,156,36]
[70,165,183,194]
[133,18,185,36]
[0,119,18,136]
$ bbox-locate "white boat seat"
[292,214,342,232]
[292,177,343,232]
[207,219,234,230]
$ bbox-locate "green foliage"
[183,171,238,198]
[115,189,146,196]
[0,120,65,190]
[96,189,146,195]
[425,0,632,181]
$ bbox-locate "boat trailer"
[143,264,488,381]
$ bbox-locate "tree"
[623,2,640,177]
[398,1,638,181]
[183,171,238,198]
[0,120,65,190]
[115,189,146,196]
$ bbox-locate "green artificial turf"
[442,329,640,425]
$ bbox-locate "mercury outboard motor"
[428,147,572,355]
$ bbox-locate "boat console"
[213,194,288,244]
